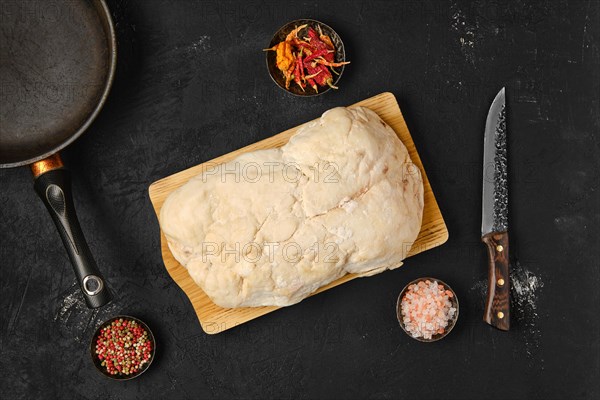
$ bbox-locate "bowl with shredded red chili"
[90,315,156,380]
[265,19,348,96]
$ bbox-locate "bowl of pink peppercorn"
[397,278,459,342]
[90,316,156,380]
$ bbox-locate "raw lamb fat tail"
[159,106,424,308]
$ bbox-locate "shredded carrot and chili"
[265,24,350,92]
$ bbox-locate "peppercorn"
[94,318,153,377]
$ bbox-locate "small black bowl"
[396,278,459,342]
[90,315,156,380]
[265,19,346,96]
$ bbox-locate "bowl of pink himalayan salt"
[397,278,459,342]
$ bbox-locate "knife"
[481,87,510,331]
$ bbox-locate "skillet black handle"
[33,166,111,308]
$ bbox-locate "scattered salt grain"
[401,280,457,340]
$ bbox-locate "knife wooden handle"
[482,231,510,331]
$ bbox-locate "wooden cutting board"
[148,92,448,334]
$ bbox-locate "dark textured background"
[1,0,599,399]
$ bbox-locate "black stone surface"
[1,1,599,399]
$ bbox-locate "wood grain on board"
[149,92,448,334]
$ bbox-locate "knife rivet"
[497,311,504,319]
[496,245,504,252]
[497,278,505,287]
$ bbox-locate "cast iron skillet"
[0,0,116,308]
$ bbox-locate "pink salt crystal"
[401,280,456,340]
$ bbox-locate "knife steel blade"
[481,87,510,331]
[482,87,508,236]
